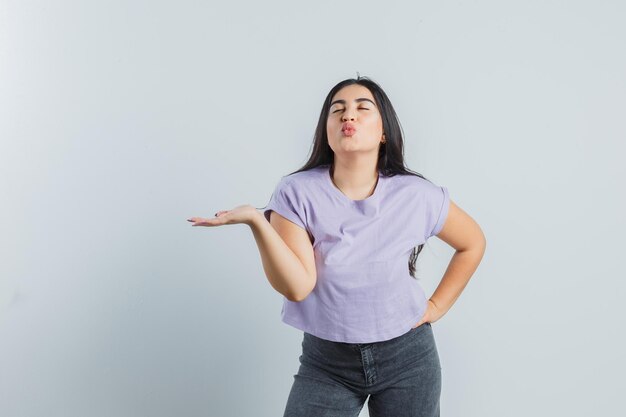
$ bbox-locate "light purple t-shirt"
[263,164,450,343]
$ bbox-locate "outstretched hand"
[411,299,443,328]
[187,204,260,227]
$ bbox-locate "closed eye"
[332,108,369,113]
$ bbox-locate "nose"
[341,113,355,122]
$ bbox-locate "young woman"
[188,75,486,417]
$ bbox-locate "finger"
[188,217,206,226]
[192,217,223,227]
[412,320,424,329]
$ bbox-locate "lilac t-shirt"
[263,164,450,343]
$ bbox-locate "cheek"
[326,119,338,133]
[325,125,334,142]
[365,115,383,130]
[365,111,381,122]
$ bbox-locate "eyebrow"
[330,98,377,107]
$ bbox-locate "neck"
[330,160,379,197]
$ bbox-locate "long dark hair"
[266,74,438,280]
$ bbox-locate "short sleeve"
[263,178,307,230]
[426,185,450,240]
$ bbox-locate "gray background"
[1,0,624,416]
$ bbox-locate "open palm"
[187,204,258,227]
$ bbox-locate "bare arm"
[188,205,316,302]
[429,200,486,317]
[248,210,317,302]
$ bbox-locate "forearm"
[429,245,485,315]
[248,212,313,302]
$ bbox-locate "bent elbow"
[290,289,312,303]
[285,292,301,302]
[289,276,316,302]
[287,293,307,303]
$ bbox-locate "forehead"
[330,84,375,103]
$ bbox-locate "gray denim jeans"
[283,322,442,417]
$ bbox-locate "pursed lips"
[341,122,356,134]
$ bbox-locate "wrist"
[429,298,443,312]
[247,209,266,228]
